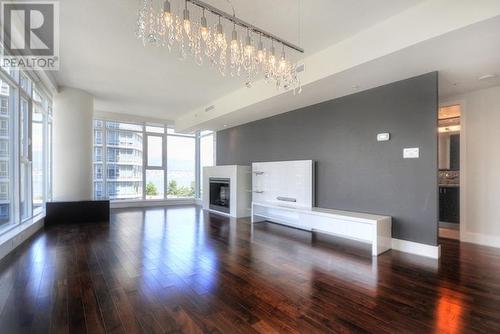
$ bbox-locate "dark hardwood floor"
[1,205,500,333]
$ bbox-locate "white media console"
[251,202,392,256]
[251,160,392,256]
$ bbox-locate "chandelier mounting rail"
[186,0,304,53]
[136,0,304,93]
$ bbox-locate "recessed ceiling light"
[479,74,498,81]
[223,124,227,127]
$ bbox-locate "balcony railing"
[106,177,142,182]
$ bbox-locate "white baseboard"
[0,216,45,261]
[461,232,500,248]
[391,238,441,259]
[110,198,196,209]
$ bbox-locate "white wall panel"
[252,160,314,209]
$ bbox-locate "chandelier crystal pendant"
[136,0,304,94]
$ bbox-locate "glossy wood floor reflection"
[1,206,500,333]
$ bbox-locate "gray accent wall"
[217,72,438,246]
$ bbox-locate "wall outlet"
[403,147,419,159]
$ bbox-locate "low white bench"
[251,202,392,256]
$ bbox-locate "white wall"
[53,87,94,201]
[444,86,500,247]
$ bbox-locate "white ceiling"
[192,15,500,131]
[54,0,424,120]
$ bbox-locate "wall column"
[53,87,94,201]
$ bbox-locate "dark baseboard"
[45,200,110,226]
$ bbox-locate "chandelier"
[136,0,304,93]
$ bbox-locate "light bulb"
[164,13,173,28]
[269,45,276,65]
[216,33,224,44]
[257,50,265,62]
[244,34,253,57]
[231,28,238,51]
[257,39,264,62]
[200,15,208,41]
[183,8,191,35]
[231,40,238,51]
[279,48,287,70]
[200,26,208,40]
[163,1,172,27]
[279,59,287,71]
[184,20,191,35]
[216,20,224,45]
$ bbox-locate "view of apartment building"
[93,120,144,200]
[0,81,10,225]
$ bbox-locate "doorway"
[438,105,461,240]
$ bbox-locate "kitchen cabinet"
[439,187,459,223]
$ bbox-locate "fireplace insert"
[209,178,230,214]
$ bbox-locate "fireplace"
[203,166,251,218]
[209,178,230,214]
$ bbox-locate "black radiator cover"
[45,200,110,225]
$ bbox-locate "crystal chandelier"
[136,0,304,94]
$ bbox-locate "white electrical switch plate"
[377,133,390,141]
[403,147,419,159]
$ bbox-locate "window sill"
[110,198,197,209]
[0,213,45,261]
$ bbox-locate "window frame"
[144,125,166,200]
[166,129,196,199]
[94,120,144,200]
[19,92,32,222]
[0,75,18,231]
[197,130,216,198]
[106,122,144,200]
[92,120,214,202]
[31,98,46,215]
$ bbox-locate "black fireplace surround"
[209,178,230,214]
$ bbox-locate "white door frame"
[439,98,467,242]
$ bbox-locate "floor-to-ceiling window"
[93,120,145,200]
[167,129,195,199]
[199,130,215,196]
[92,120,213,202]
[32,97,44,214]
[145,126,165,200]
[106,122,144,200]
[20,92,31,221]
[0,65,53,235]
[31,85,52,215]
[0,78,14,230]
[47,104,53,202]
[93,120,104,199]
